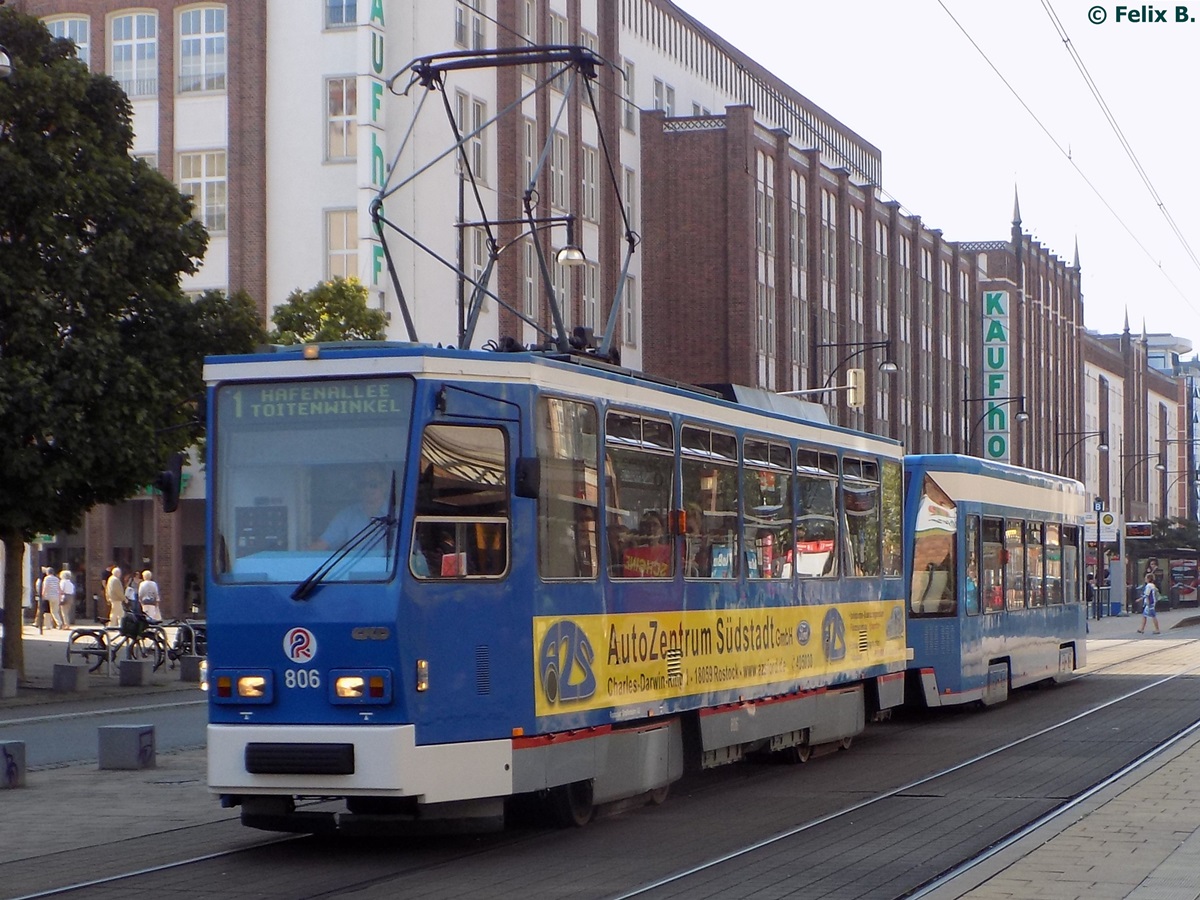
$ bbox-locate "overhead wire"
[937,0,1197,316]
[1039,0,1200,273]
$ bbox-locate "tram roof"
[205,342,902,458]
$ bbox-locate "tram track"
[610,645,1200,899]
[10,637,1200,900]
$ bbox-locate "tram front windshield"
[212,376,414,585]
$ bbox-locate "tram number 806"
[284,669,321,689]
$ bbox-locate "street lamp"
[0,46,13,81]
[1119,452,1167,520]
[816,338,898,391]
[1056,429,1108,475]
[450,211,585,350]
[963,394,1030,455]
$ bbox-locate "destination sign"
[218,378,411,425]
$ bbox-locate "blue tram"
[203,342,910,832]
[903,454,1089,707]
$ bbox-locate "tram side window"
[536,397,599,579]
[910,474,956,616]
[981,517,1005,613]
[680,426,738,579]
[794,449,839,577]
[1062,525,1080,603]
[411,424,508,579]
[1045,523,1063,604]
[843,458,881,577]
[1005,520,1026,610]
[607,412,675,579]
[743,438,792,579]
[881,460,903,576]
[1026,522,1045,608]
[965,516,981,615]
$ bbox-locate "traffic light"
[846,367,866,409]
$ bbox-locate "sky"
[674,0,1200,356]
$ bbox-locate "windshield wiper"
[292,473,399,601]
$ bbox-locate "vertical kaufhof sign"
[358,0,387,293]
[981,290,1012,462]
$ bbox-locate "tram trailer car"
[203,342,911,833]
[903,454,1089,707]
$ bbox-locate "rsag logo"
[538,621,596,705]
[284,627,317,664]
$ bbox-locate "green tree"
[268,277,388,344]
[0,9,266,676]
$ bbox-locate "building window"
[45,17,89,67]
[326,76,357,161]
[523,240,539,319]
[179,7,226,92]
[582,146,598,222]
[551,131,568,209]
[521,0,536,78]
[456,0,484,49]
[623,166,638,231]
[455,92,487,182]
[326,0,357,28]
[549,13,568,91]
[522,117,537,190]
[874,220,889,334]
[327,209,357,280]
[178,151,227,232]
[623,275,638,347]
[849,206,864,327]
[622,59,637,132]
[583,261,600,330]
[111,12,157,97]
[652,78,675,116]
[551,260,572,330]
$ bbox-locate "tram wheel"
[549,780,594,828]
[783,744,812,764]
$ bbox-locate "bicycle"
[66,623,168,674]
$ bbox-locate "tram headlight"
[238,675,268,698]
[330,669,392,704]
[209,669,274,704]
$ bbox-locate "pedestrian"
[138,569,162,621]
[124,570,142,614]
[1138,571,1161,634]
[105,566,126,627]
[39,566,63,631]
[58,566,76,628]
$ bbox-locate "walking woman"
[1138,571,1161,634]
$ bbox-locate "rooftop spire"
[1013,184,1021,226]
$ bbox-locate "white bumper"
[208,724,514,803]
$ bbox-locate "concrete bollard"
[98,725,156,770]
[52,663,89,692]
[179,655,204,683]
[0,668,17,699]
[1,741,26,788]
[118,658,154,686]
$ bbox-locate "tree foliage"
[0,9,266,674]
[268,277,388,344]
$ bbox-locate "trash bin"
[1110,599,1122,617]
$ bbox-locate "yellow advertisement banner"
[533,601,908,718]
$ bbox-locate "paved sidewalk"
[1,621,200,709]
